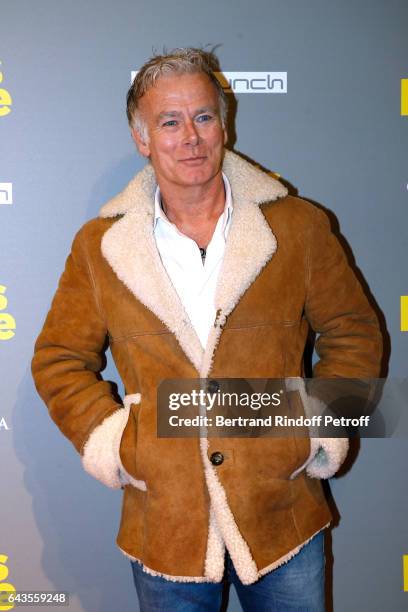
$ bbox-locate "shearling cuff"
[81,393,145,489]
[286,378,349,480]
[305,437,349,479]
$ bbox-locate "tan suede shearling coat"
[32,150,382,584]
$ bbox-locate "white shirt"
[153,173,233,348]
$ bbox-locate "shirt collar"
[153,172,233,235]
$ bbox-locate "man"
[32,48,382,610]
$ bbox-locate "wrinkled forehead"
[138,72,220,119]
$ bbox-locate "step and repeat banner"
[1,1,407,610]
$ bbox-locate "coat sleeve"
[31,226,132,489]
[305,205,382,380]
[290,205,383,480]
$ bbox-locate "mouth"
[179,156,207,164]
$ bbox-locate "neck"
[158,172,227,248]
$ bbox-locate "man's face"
[131,72,227,189]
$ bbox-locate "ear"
[223,126,228,146]
[131,127,151,158]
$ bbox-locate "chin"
[179,164,221,185]
[185,175,214,187]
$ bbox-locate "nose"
[182,119,200,146]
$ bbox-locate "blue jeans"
[130,530,326,611]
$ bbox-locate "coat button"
[210,451,224,466]
[207,379,220,393]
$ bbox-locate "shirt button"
[207,379,220,393]
[210,452,224,466]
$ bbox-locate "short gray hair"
[126,47,228,142]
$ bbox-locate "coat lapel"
[100,165,204,373]
[99,150,288,374]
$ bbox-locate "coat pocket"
[283,386,314,479]
[118,393,147,491]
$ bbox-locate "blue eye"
[163,120,177,127]
[197,114,212,122]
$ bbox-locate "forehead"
[139,72,219,118]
